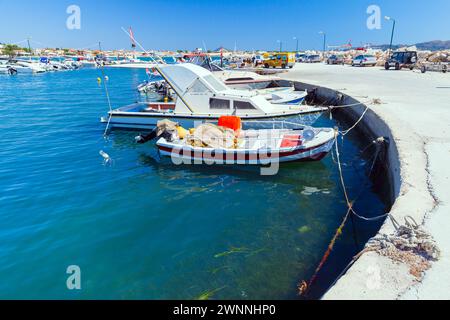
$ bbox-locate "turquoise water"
[0,68,386,300]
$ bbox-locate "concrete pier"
[280,63,450,299]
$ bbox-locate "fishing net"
[156,119,179,136]
[187,123,236,149]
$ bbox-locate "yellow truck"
[263,52,296,69]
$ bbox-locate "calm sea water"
[0,67,386,300]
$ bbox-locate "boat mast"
[27,37,32,61]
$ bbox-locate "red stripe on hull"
[157,141,331,163]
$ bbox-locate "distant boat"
[102,63,326,130]
[6,59,46,73]
[0,63,18,75]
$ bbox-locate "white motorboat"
[137,79,167,94]
[213,69,282,90]
[63,59,81,69]
[9,59,46,73]
[102,64,326,130]
[0,64,18,75]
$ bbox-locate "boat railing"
[241,120,310,130]
[182,129,304,148]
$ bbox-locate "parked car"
[305,55,322,63]
[326,55,344,65]
[264,52,296,69]
[352,55,377,67]
[385,51,418,70]
[419,62,448,74]
[253,55,265,65]
[296,54,307,62]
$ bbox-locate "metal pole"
[27,37,32,61]
[388,20,396,55]
[280,41,282,52]
[323,33,326,54]
[296,38,299,52]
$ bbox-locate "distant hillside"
[416,40,450,50]
[374,40,450,51]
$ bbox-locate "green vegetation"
[62,48,76,56]
[1,44,31,57]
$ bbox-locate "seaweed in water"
[214,247,249,258]
[196,286,227,300]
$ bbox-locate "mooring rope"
[329,100,373,110]
[339,106,370,136]
[299,135,354,297]
[299,108,390,297]
[98,42,114,137]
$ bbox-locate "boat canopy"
[159,63,229,95]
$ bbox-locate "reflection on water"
[0,68,386,300]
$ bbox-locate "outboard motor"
[135,127,158,144]
[7,67,18,75]
[135,120,179,144]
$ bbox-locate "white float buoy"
[99,150,112,165]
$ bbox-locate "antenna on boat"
[27,37,32,62]
[121,27,154,58]
[120,27,196,114]
[98,41,113,137]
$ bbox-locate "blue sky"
[1,0,449,51]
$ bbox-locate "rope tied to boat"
[339,106,370,136]
[299,109,438,296]
[326,98,383,133]
[98,41,114,137]
[299,122,389,297]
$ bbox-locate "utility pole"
[385,16,396,56]
[319,31,326,60]
[277,40,282,52]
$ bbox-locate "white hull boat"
[103,64,326,130]
[142,119,336,165]
[0,64,18,75]
[9,60,46,73]
[101,102,323,130]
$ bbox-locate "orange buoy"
[218,116,242,132]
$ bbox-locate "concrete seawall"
[280,64,450,299]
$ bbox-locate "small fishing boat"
[214,69,283,90]
[103,64,326,130]
[137,79,173,97]
[268,90,308,105]
[137,79,163,93]
[136,117,336,165]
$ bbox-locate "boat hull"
[103,112,324,131]
[102,103,327,131]
[156,138,334,165]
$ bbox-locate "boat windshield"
[203,75,227,92]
